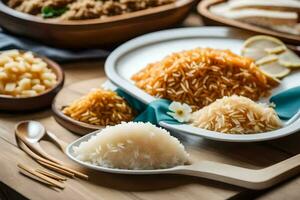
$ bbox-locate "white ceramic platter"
[105,27,300,142]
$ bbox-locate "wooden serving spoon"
[69,150,300,190]
[173,155,300,190]
[68,132,300,190]
[15,121,68,164]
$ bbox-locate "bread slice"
[211,7,298,26]
[270,24,300,35]
[228,0,300,12]
[210,1,300,35]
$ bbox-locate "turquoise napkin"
[117,85,300,124]
[270,86,300,119]
[116,89,180,125]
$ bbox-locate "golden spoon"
[15,121,66,164]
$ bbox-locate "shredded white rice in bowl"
[73,122,189,170]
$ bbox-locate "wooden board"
[1,61,300,200]
[197,0,300,45]
[52,79,106,135]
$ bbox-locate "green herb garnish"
[42,6,68,18]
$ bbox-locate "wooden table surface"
[1,14,300,200]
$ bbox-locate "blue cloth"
[270,86,300,119]
[0,28,110,62]
[118,85,300,124]
[116,89,180,125]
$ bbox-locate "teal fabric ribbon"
[116,89,180,125]
[270,86,300,119]
[117,85,300,123]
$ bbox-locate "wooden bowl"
[52,79,106,135]
[0,0,194,48]
[53,107,103,135]
[0,51,64,112]
[197,0,300,45]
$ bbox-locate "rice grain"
[191,95,282,134]
[73,122,189,170]
[63,88,135,126]
[132,48,279,110]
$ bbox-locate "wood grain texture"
[197,0,300,45]
[0,14,300,200]
[0,0,194,48]
[0,61,300,200]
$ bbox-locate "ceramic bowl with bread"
[198,0,300,44]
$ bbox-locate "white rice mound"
[73,122,189,170]
[191,95,282,134]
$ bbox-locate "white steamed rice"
[73,122,189,170]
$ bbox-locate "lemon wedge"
[259,61,291,78]
[256,54,278,65]
[278,49,300,67]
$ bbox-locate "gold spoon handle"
[18,140,88,179]
[27,141,63,165]
[46,131,68,154]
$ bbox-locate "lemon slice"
[278,49,300,68]
[265,46,287,54]
[256,54,278,65]
[260,70,281,85]
[242,35,286,60]
[259,61,291,78]
[243,35,285,49]
[241,48,266,60]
